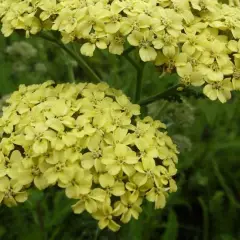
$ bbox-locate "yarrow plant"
[1,0,240,102]
[0,81,178,231]
[0,0,240,235]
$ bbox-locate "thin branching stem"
[39,32,101,83]
[94,226,100,240]
[122,48,144,103]
[123,54,140,72]
[123,46,135,55]
[36,200,47,240]
[135,63,145,103]
[67,62,75,83]
[138,84,183,106]
[198,197,209,240]
[212,158,240,208]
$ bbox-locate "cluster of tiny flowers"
[0,81,178,231]
[1,0,240,102]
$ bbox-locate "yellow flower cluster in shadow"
[1,0,240,102]
[0,81,178,231]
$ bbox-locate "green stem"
[94,227,100,240]
[198,197,209,240]
[122,50,144,103]
[123,46,135,56]
[36,200,47,240]
[67,62,75,83]
[50,227,61,240]
[135,63,145,103]
[39,32,101,83]
[138,84,183,106]
[212,159,240,208]
[124,54,140,71]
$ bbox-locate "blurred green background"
[0,32,240,240]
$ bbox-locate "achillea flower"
[0,0,240,102]
[0,81,178,231]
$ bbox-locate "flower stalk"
[138,84,184,106]
[135,63,145,103]
[39,32,101,83]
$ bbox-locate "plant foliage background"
[0,32,240,240]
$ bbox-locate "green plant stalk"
[39,32,101,83]
[138,84,183,106]
[123,54,140,72]
[135,63,145,103]
[122,51,144,103]
[123,46,135,56]
[36,200,47,240]
[94,227,100,240]
[198,197,209,240]
[212,159,240,208]
[67,63,75,83]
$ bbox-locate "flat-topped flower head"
[0,81,178,231]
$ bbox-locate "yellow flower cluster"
[1,0,240,102]
[0,81,178,231]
